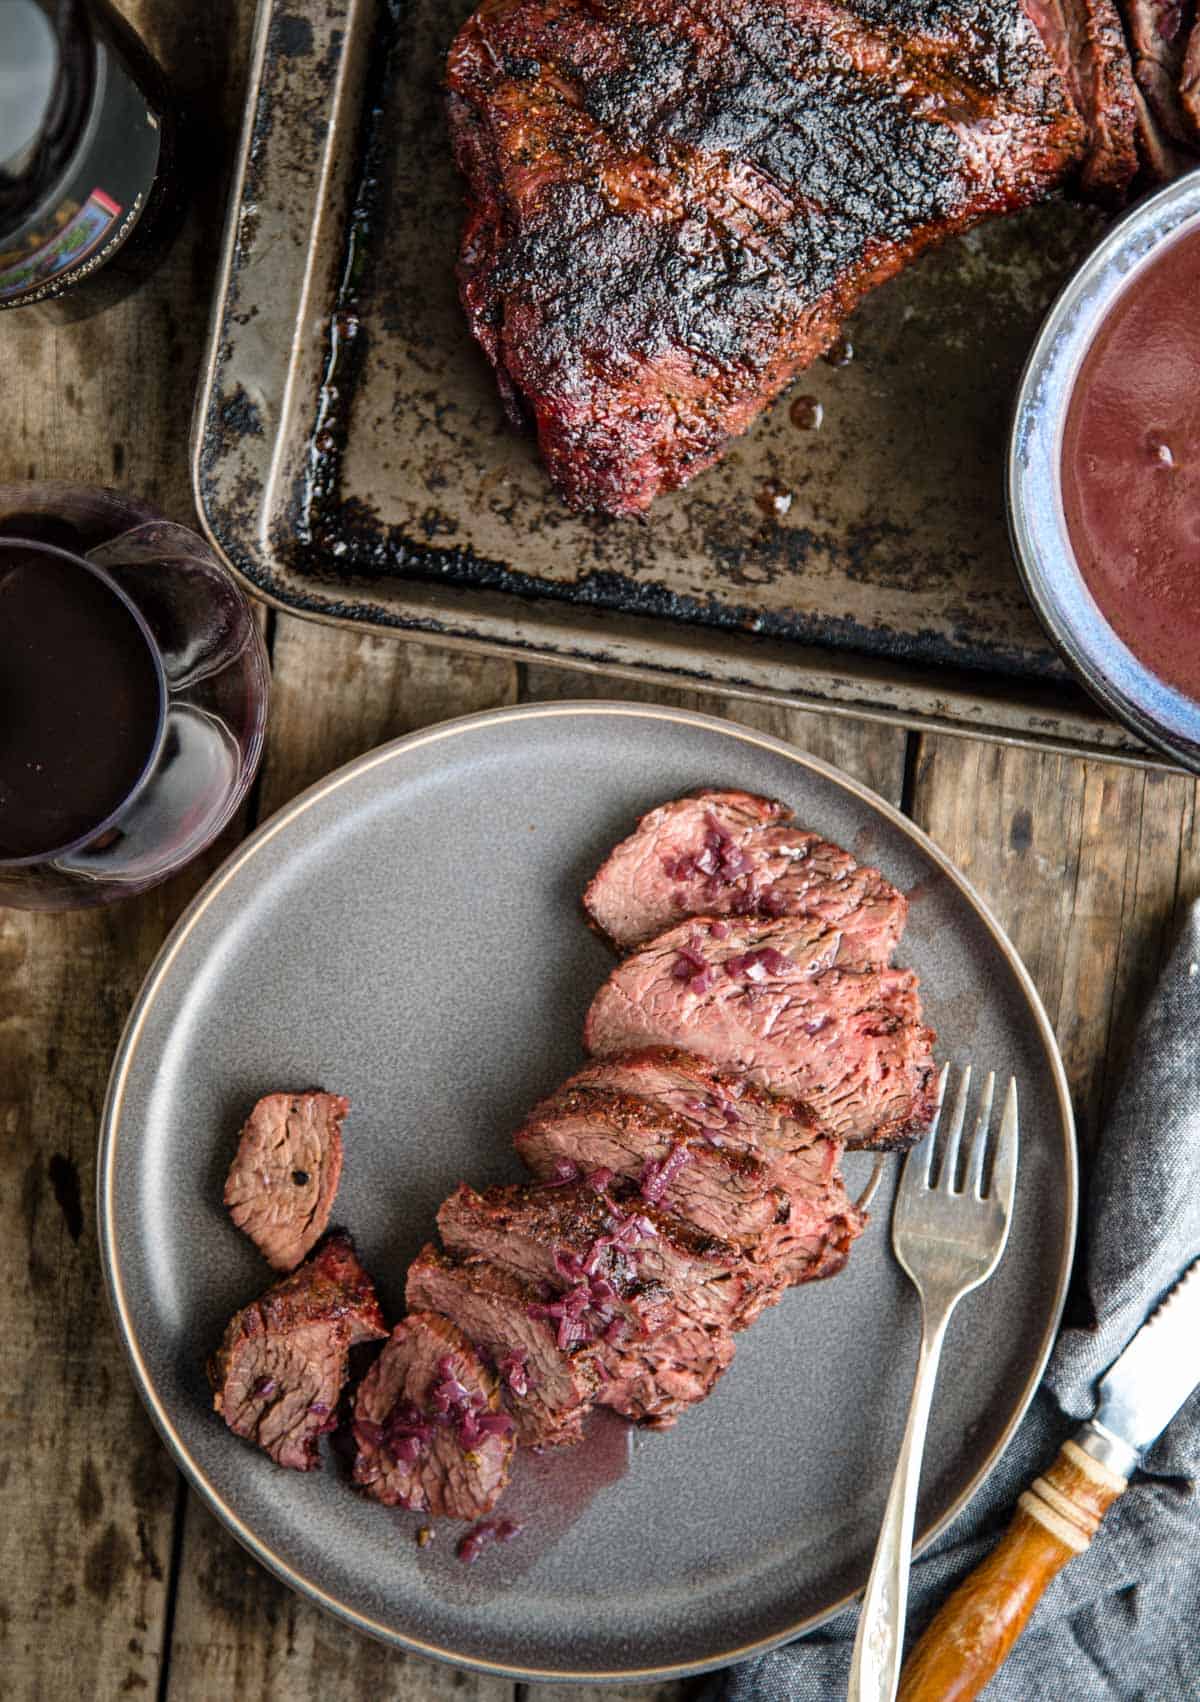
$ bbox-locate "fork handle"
[897,1439,1128,1702]
[847,1294,955,1702]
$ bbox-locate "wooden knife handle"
[897,1440,1127,1702]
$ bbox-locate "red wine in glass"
[0,483,268,910]
[1,543,163,858]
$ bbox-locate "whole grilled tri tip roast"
[446,0,1200,517]
[209,792,936,1534]
[897,1255,1200,1701]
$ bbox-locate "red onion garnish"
[545,1156,580,1186]
[585,1165,615,1192]
[457,1518,523,1563]
[252,1377,277,1399]
[430,1365,471,1415]
[725,946,793,980]
[377,1399,436,1467]
[639,1141,692,1205]
[497,1348,530,1397]
[459,1406,514,1449]
[672,929,724,992]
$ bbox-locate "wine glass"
[0,482,269,910]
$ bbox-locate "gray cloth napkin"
[706,903,1200,1702]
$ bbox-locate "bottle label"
[0,188,124,299]
[0,36,162,308]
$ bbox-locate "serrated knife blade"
[1086,1254,1200,1475]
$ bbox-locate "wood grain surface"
[1,1,1198,1698]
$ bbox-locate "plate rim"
[98,699,1077,1683]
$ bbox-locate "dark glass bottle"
[0,0,184,319]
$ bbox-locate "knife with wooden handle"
[898,1255,1200,1702]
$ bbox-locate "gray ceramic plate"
[100,702,1075,1682]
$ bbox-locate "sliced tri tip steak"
[513,1086,864,1283]
[583,789,907,958]
[223,1090,348,1271]
[208,1231,387,1471]
[553,1046,825,1157]
[352,1311,515,1519]
[405,1243,602,1448]
[584,917,936,1150]
[436,1180,741,1426]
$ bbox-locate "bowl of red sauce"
[1009,169,1200,770]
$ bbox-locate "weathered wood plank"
[256,620,521,819]
[908,735,1200,1155]
[170,1497,513,1702]
[164,618,519,1700]
[0,812,255,1699]
[520,664,910,805]
[0,0,258,1693]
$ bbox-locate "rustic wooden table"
[3,2,1198,1697]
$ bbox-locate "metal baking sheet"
[193,0,1160,764]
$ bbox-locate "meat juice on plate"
[1061,225,1200,701]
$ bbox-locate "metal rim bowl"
[1007,168,1200,773]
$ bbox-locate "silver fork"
[847,1064,1019,1702]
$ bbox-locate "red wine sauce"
[0,546,162,858]
[1061,226,1200,701]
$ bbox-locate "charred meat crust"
[446,0,1084,514]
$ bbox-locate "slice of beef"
[352,1311,514,1519]
[437,1180,776,1334]
[406,1244,600,1447]
[1119,0,1198,144]
[521,1078,831,1188]
[596,1317,736,1429]
[585,922,937,1149]
[438,1181,679,1342]
[556,1047,824,1157]
[583,791,906,956]
[1185,19,1200,133]
[1024,0,1140,200]
[209,1231,387,1471]
[514,1090,792,1247]
[436,1182,742,1425]
[513,1086,863,1287]
[223,1091,347,1271]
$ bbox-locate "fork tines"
[911,1063,1019,1204]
